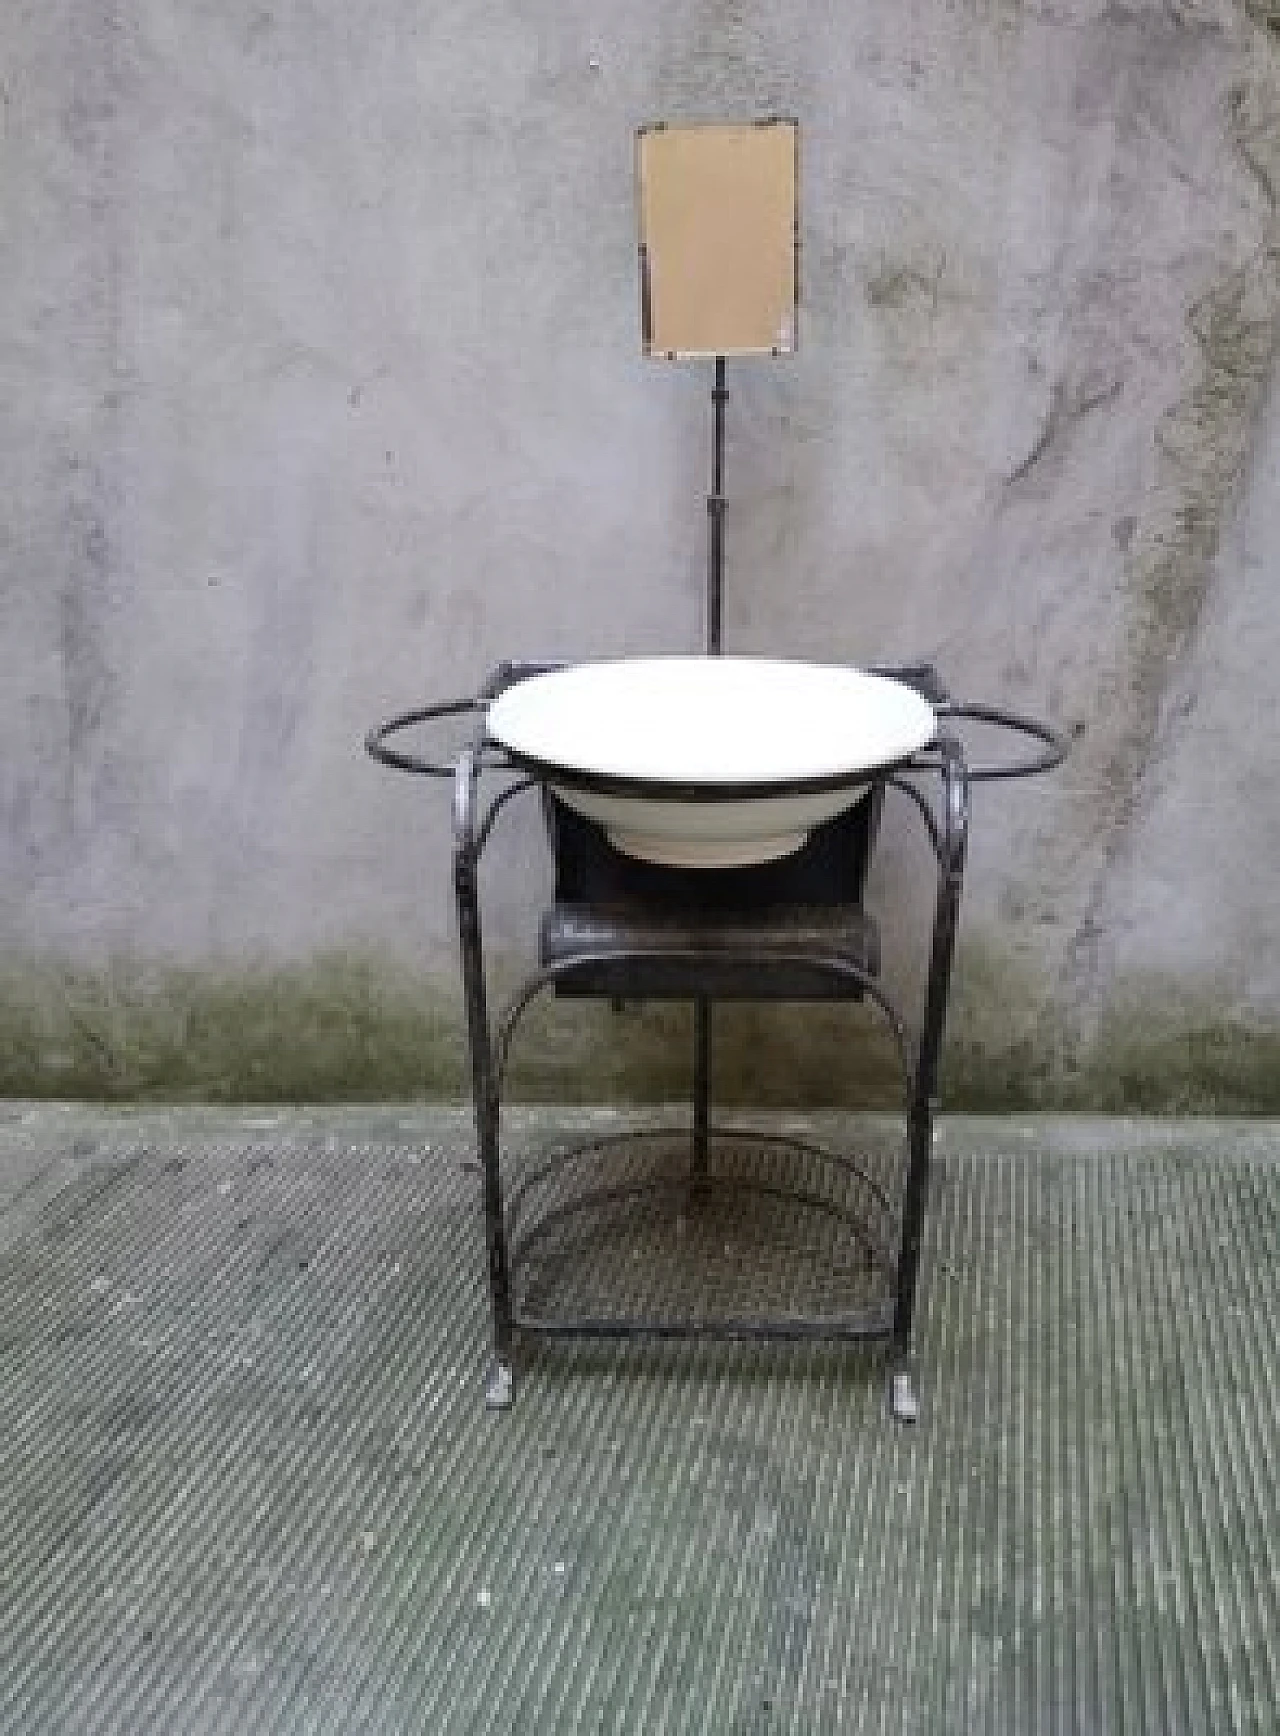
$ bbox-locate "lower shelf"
[506,1126,903,1340]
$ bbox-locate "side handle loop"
[933,702,1067,782]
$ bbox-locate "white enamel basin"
[485,656,936,867]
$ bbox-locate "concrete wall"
[3,0,1279,1106]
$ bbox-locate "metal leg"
[454,757,516,1407]
[889,734,970,1424]
[889,1110,927,1426]
[692,997,711,1183]
[893,1103,932,1346]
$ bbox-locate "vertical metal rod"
[692,999,711,1181]
[695,356,727,1182]
[706,355,727,656]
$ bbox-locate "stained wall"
[3,1,1278,1104]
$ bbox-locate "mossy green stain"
[1,947,1278,1111]
[0,953,465,1104]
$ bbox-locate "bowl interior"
[486,656,935,790]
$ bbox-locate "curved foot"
[485,1360,515,1411]
[889,1368,920,1425]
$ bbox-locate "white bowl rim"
[485,655,937,799]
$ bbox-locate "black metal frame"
[367,672,1060,1422]
[365,362,1065,1422]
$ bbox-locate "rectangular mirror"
[637,119,799,359]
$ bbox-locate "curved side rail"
[366,659,565,780]
[884,774,942,859]
[476,778,540,854]
[365,696,487,778]
[451,758,542,865]
[934,701,1067,782]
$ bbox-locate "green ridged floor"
[0,1106,1276,1734]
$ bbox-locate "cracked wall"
[2,0,1279,1105]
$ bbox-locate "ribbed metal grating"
[0,1106,1275,1733]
